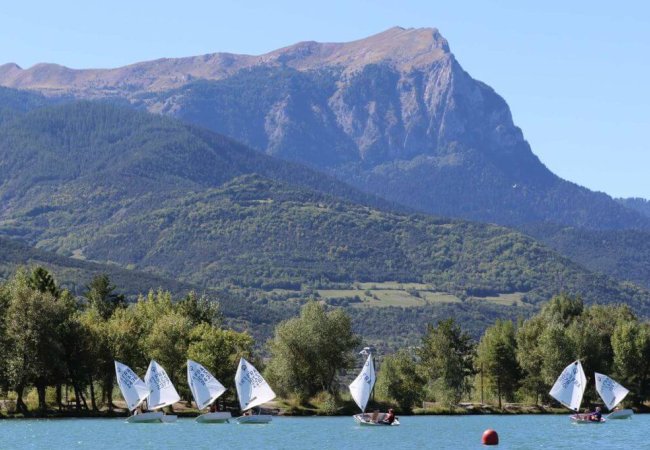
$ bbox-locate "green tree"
[266,302,360,400]
[475,320,520,408]
[516,316,546,403]
[27,266,61,298]
[187,323,254,397]
[0,282,9,394]
[375,349,425,412]
[84,274,125,320]
[176,291,222,327]
[418,318,474,405]
[5,270,67,413]
[144,311,193,388]
[612,320,650,405]
[540,293,583,325]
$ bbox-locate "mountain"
[0,101,648,323]
[2,27,648,230]
[522,223,650,290]
[617,198,650,218]
[0,235,296,340]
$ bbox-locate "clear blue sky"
[2,0,649,198]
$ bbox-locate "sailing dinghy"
[145,360,181,423]
[114,361,163,423]
[187,359,231,423]
[595,373,633,420]
[349,354,399,426]
[233,357,276,424]
[549,361,604,424]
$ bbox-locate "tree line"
[265,293,650,413]
[0,267,252,414]
[1,267,649,415]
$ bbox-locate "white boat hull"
[570,414,606,424]
[234,414,273,424]
[160,414,178,423]
[353,413,400,426]
[196,412,232,423]
[126,412,163,423]
[607,409,634,420]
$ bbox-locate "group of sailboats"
[549,360,634,424]
[115,357,276,424]
[117,351,398,426]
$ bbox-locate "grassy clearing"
[472,292,526,306]
[364,289,427,307]
[420,292,462,304]
[355,282,432,290]
[317,286,467,308]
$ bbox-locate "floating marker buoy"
[481,429,499,445]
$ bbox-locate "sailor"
[382,408,396,425]
[589,406,602,422]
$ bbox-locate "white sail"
[114,361,150,412]
[595,373,629,411]
[549,360,587,412]
[234,357,276,411]
[144,360,181,410]
[349,354,376,412]
[187,359,227,410]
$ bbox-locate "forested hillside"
[0,101,649,327]
[618,198,650,218]
[522,223,650,290]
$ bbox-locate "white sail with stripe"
[187,359,227,410]
[349,354,375,412]
[595,373,629,411]
[549,360,587,412]
[234,358,276,411]
[144,360,181,410]
[114,361,150,411]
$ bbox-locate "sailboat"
[144,360,181,423]
[549,361,604,424]
[233,357,276,424]
[187,359,231,423]
[114,361,163,423]
[595,373,634,420]
[349,353,399,426]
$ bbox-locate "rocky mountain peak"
[0,27,452,94]
[265,26,451,73]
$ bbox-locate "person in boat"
[589,406,602,422]
[381,408,396,425]
[209,401,217,413]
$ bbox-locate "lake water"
[0,414,646,449]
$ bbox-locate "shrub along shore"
[1,267,649,418]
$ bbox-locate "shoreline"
[1,407,647,419]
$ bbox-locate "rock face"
[3,27,647,229]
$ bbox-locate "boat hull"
[160,414,178,423]
[196,412,232,423]
[570,414,606,424]
[353,413,400,426]
[234,414,273,424]
[126,412,163,423]
[607,409,634,420]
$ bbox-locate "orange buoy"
[481,429,499,445]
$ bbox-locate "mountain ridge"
[0,27,449,95]
[2,27,643,230]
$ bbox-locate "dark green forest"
[0,100,649,348]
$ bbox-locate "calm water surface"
[0,415,646,449]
